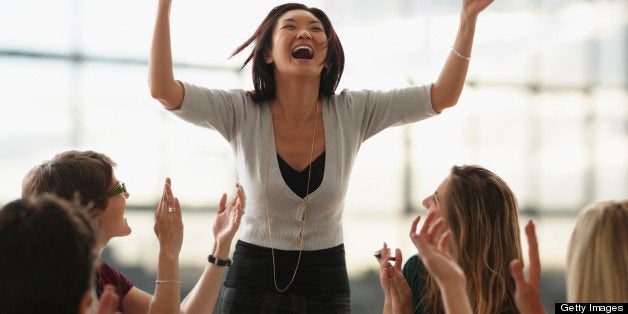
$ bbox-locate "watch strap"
[207,254,232,267]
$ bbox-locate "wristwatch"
[207,254,232,267]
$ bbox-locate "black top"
[277,151,325,198]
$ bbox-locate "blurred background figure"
[511,199,628,314]
[0,195,118,314]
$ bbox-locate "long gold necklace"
[265,100,318,292]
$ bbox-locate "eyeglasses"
[106,182,127,198]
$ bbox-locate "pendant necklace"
[265,100,319,292]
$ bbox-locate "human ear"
[264,48,273,64]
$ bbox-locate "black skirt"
[224,240,351,295]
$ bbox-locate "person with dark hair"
[22,150,244,314]
[149,1,495,311]
[378,165,522,314]
[0,195,119,314]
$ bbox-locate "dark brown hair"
[231,3,345,102]
[421,165,522,314]
[22,150,116,215]
[0,195,96,314]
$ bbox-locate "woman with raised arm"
[22,150,244,314]
[149,1,495,312]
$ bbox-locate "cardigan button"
[297,221,304,228]
[297,242,303,249]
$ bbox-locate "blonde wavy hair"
[567,199,628,302]
[421,165,522,314]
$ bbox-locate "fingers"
[389,267,411,306]
[437,230,452,252]
[509,259,525,287]
[218,193,227,214]
[226,184,245,211]
[418,210,437,237]
[525,220,541,283]
[409,215,421,237]
[233,195,243,225]
[161,177,171,203]
[379,263,391,294]
[426,217,445,244]
[377,243,390,268]
[173,197,182,218]
[236,183,246,208]
[393,248,403,271]
[164,178,175,207]
[96,284,119,314]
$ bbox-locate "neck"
[273,73,321,122]
[95,233,110,257]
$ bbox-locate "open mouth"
[291,45,314,60]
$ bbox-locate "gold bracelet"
[155,279,181,284]
[451,47,471,61]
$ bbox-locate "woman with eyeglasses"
[21,150,244,314]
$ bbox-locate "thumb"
[509,259,526,287]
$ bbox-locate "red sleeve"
[96,262,135,312]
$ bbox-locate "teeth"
[292,45,313,54]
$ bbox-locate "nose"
[422,195,431,208]
[297,30,311,40]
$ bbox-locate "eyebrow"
[281,18,322,25]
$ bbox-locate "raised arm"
[148,177,184,314]
[430,0,494,113]
[180,183,244,313]
[149,0,184,110]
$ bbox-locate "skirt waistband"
[224,240,350,294]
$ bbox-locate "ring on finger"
[168,207,175,213]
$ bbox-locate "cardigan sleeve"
[166,81,250,142]
[337,84,438,141]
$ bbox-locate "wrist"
[159,251,179,262]
[207,254,232,267]
[460,10,479,27]
[211,242,231,260]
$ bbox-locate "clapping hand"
[376,243,413,314]
[93,284,120,314]
[153,177,184,256]
[410,211,465,288]
[410,211,472,314]
[212,183,244,253]
[509,220,547,314]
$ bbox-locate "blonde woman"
[511,199,628,313]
